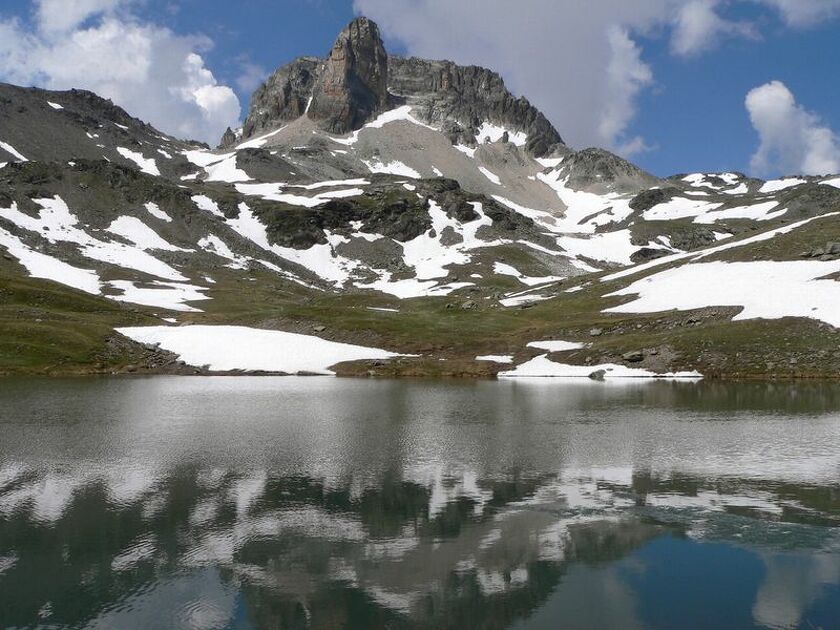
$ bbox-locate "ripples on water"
[0,377,839,629]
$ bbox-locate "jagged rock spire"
[307,16,390,134]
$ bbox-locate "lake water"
[0,377,839,629]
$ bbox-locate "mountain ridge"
[228,17,564,158]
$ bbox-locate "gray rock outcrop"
[553,148,660,193]
[307,17,390,134]
[240,57,321,140]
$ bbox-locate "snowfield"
[605,260,840,328]
[116,325,403,374]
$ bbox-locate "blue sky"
[0,0,838,178]
[633,9,840,175]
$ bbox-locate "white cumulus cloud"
[35,0,126,34]
[671,0,758,56]
[601,27,654,156]
[354,0,840,160]
[746,80,840,176]
[756,0,840,27]
[0,0,240,144]
[353,0,680,157]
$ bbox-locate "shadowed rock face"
[307,17,389,135]
[235,57,321,145]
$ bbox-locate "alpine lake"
[1,376,839,629]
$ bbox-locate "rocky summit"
[232,17,563,156]
[1,17,839,378]
[307,16,390,134]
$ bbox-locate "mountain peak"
[306,16,390,134]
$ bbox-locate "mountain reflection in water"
[0,377,839,629]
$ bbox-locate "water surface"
[1,377,839,629]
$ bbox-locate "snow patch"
[476,355,514,363]
[0,197,186,281]
[527,340,587,352]
[478,167,501,185]
[198,235,249,270]
[537,171,634,233]
[116,148,160,176]
[601,212,839,283]
[107,216,192,252]
[499,294,552,307]
[329,105,435,146]
[557,229,653,266]
[362,158,420,179]
[759,178,806,194]
[107,281,210,312]
[493,262,564,286]
[693,201,785,224]
[144,202,172,223]
[536,157,564,169]
[0,226,101,294]
[289,178,370,190]
[204,154,250,183]
[475,122,527,147]
[192,195,224,217]
[226,203,357,286]
[235,127,286,150]
[643,197,723,222]
[0,141,27,162]
[500,355,701,379]
[115,325,403,375]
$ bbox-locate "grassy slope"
[0,260,157,374]
[1,214,839,378]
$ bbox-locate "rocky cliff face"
[232,17,564,156]
[388,57,563,156]
[235,57,321,144]
[307,17,390,135]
